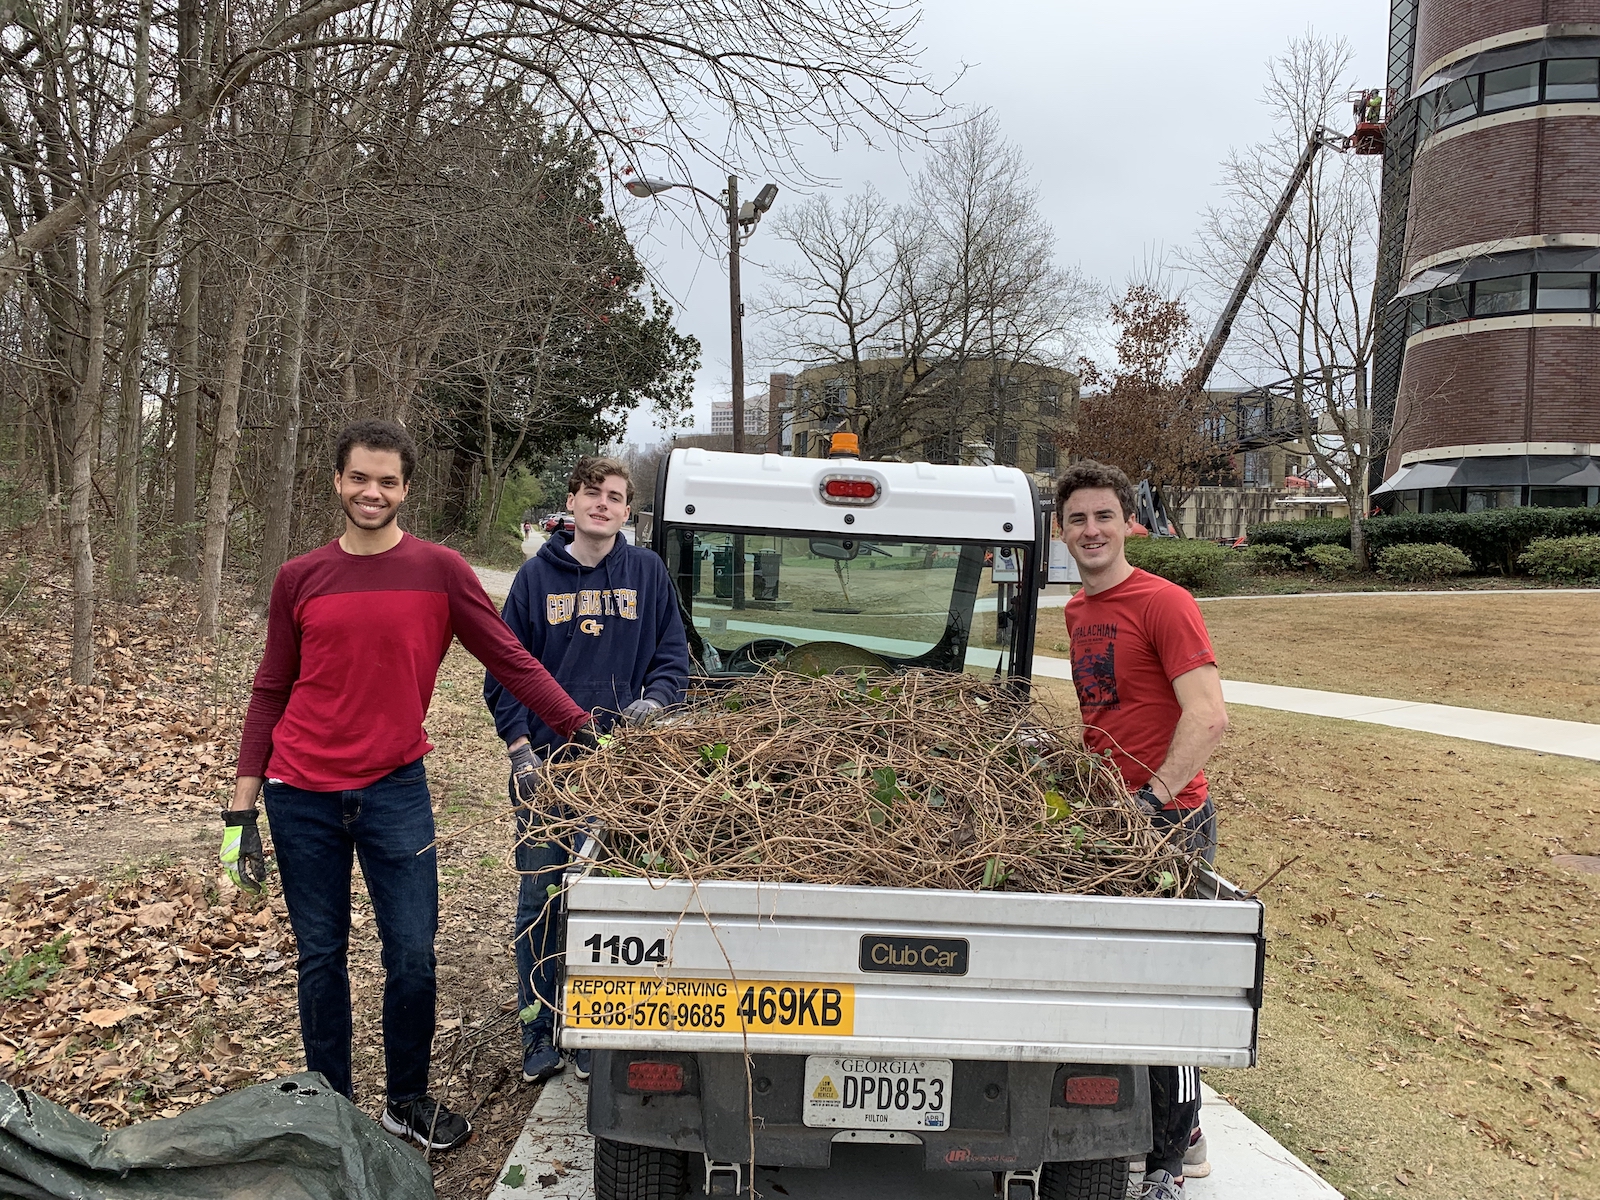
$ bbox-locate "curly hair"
[566,455,634,506]
[1055,460,1135,521]
[335,418,417,483]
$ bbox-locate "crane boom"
[1189,125,1348,394]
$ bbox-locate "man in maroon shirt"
[1058,460,1229,1200]
[225,418,592,1153]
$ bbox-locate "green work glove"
[220,809,267,892]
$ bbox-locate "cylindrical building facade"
[1378,0,1600,511]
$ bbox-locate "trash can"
[712,546,735,598]
[753,550,782,601]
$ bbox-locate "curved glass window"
[1436,76,1480,128]
[1483,64,1541,111]
[1422,58,1600,134]
[1535,273,1593,310]
[1428,284,1470,325]
[1545,58,1600,101]
[1404,271,1600,334]
[1473,276,1531,315]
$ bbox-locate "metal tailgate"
[559,873,1264,1067]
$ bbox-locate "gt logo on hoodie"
[547,588,638,626]
[579,618,604,636]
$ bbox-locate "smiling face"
[1060,485,1133,577]
[334,445,409,532]
[567,473,630,540]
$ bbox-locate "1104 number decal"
[582,932,667,966]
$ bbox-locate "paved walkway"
[1219,680,1600,761]
[1027,654,1600,762]
[488,1073,1339,1200]
[1031,585,1600,610]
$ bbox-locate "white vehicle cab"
[561,441,1263,1200]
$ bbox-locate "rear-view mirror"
[809,538,858,561]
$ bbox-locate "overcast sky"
[618,0,1392,444]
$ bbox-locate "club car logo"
[858,935,968,976]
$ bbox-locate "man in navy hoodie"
[484,455,689,1084]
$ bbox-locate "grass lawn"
[1037,676,1600,1200]
[1037,592,1600,724]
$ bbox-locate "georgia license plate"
[802,1056,952,1130]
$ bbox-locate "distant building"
[709,399,767,437]
[781,358,1077,476]
[1371,0,1600,513]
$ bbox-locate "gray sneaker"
[1141,1169,1186,1200]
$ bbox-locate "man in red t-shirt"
[224,418,593,1154]
[1058,460,1229,1200]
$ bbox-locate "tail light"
[1062,1075,1120,1106]
[820,475,880,505]
[626,1061,685,1093]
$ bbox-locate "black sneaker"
[382,1095,472,1151]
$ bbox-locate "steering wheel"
[720,637,799,672]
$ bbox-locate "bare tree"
[763,113,1095,463]
[1181,32,1382,563]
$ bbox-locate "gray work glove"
[1131,783,1162,816]
[622,697,662,725]
[508,741,539,806]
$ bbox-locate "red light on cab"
[1062,1075,1120,1106]
[627,1061,685,1093]
[824,480,876,499]
[819,476,880,505]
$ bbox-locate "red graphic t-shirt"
[1064,568,1218,810]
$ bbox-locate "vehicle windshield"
[662,526,1030,678]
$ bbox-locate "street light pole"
[624,172,775,454]
[726,174,745,455]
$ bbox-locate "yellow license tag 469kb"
[565,976,855,1036]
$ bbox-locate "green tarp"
[0,1073,434,1199]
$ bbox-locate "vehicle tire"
[593,1135,691,1200]
[1038,1157,1131,1200]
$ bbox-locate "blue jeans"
[512,776,572,1050]
[264,759,438,1104]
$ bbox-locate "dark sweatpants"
[1147,798,1217,1178]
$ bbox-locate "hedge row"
[1249,507,1600,574]
[1124,537,1229,590]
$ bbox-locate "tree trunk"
[112,0,155,599]
[253,242,311,613]
[69,207,106,685]
[197,269,261,639]
[169,0,201,578]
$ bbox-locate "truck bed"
[559,867,1264,1068]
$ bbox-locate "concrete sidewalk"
[1220,679,1600,761]
[1032,585,1600,609]
[1026,653,1600,761]
[488,1073,1339,1200]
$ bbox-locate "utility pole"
[727,174,745,455]
[625,172,775,455]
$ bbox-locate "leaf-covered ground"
[0,567,551,1198]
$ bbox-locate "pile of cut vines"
[529,670,1195,897]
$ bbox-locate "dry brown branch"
[524,669,1198,898]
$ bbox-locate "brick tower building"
[1373,0,1600,511]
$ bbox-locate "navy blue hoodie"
[483,532,689,757]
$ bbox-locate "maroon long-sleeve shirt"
[237,534,590,791]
